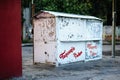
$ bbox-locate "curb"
[103,42,120,45]
[22,43,33,47]
[103,50,120,56]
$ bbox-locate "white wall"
[103,26,120,40]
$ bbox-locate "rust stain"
[49,32,54,37]
[46,18,55,28]
[34,18,56,42]
[44,41,47,44]
[36,12,55,18]
[44,52,47,54]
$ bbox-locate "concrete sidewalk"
[102,45,120,52]
[11,46,120,80]
[102,45,120,56]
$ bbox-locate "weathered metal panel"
[57,17,86,41]
[57,17,102,41]
[35,11,55,18]
[43,10,101,20]
[85,41,102,61]
[85,20,102,39]
[34,16,56,64]
[55,16,102,66]
[34,42,56,64]
[56,42,85,65]
[34,18,56,42]
[33,11,103,66]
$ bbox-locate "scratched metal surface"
[34,42,56,63]
[33,13,56,64]
[85,20,103,39]
[56,42,85,65]
[57,17,86,41]
[85,41,102,61]
[43,10,101,20]
[56,16,102,66]
[33,11,103,66]
[34,18,56,42]
[57,17,102,41]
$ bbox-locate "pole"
[31,0,35,17]
[31,0,35,64]
[112,0,116,58]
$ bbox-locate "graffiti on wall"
[59,47,75,59]
[73,51,82,58]
[59,47,83,59]
[85,42,100,60]
[87,43,97,49]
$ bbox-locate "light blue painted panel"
[85,41,102,61]
[57,17,86,41]
[56,41,85,65]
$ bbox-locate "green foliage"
[33,0,112,24]
[22,39,32,43]
[22,0,117,25]
[22,0,31,8]
[34,0,93,15]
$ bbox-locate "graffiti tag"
[87,44,97,49]
[86,43,99,60]
[59,47,75,59]
[73,51,82,58]
[90,51,96,56]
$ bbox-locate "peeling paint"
[33,11,102,66]
[34,18,56,42]
[85,41,102,61]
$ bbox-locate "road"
[11,45,120,80]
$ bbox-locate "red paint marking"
[59,47,75,59]
[87,44,97,49]
[74,51,82,58]
[90,50,96,56]
[59,50,66,59]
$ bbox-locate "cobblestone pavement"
[11,45,120,80]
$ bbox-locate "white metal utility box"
[33,11,103,67]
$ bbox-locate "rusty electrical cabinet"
[33,11,103,67]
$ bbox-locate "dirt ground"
[11,46,120,80]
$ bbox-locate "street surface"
[11,45,120,80]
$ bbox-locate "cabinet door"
[57,17,86,41]
[57,42,85,65]
[85,20,102,39]
[85,41,102,61]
